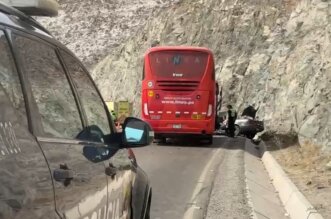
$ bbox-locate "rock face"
[41,0,331,151]
[93,0,285,115]
[93,0,331,151]
[37,0,180,68]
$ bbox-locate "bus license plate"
[173,124,181,129]
[151,115,161,120]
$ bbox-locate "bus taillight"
[207,104,213,117]
[143,103,149,116]
[206,90,214,118]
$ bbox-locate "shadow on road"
[155,135,262,158]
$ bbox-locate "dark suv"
[0,3,152,219]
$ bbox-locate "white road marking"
[183,147,222,219]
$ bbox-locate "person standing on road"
[227,104,237,137]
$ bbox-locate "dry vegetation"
[265,136,331,217]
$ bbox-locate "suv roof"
[0,0,59,17]
[0,2,79,69]
[0,2,51,36]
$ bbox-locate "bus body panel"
[143,90,210,120]
[142,46,216,138]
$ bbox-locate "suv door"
[0,29,56,219]
[59,51,135,219]
[12,33,110,219]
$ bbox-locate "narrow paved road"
[133,136,252,219]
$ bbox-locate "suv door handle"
[53,169,74,181]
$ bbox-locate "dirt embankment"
[264,135,331,218]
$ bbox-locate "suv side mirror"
[104,117,154,148]
[122,117,154,147]
[83,118,153,163]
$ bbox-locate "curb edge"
[260,141,324,219]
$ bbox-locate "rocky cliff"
[41,0,331,151]
[38,0,180,68]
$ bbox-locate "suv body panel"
[0,4,151,219]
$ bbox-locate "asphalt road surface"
[133,136,252,219]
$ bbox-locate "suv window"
[60,51,111,138]
[0,30,27,123]
[13,35,83,139]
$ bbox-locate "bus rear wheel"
[160,137,167,144]
[155,137,166,144]
[202,135,213,145]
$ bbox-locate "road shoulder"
[245,140,289,219]
[183,141,225,219]
[206,137,251,219]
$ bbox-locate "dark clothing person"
[242,105,258,119]
[215,116,221,130]
[227,105,237,137]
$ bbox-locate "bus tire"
[203,135,213,145]
[160,137,167,144]
[155,137,166,144]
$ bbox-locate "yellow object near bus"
[105,101,114,111]
[106,101,133,124]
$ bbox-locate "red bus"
[141,46,218,144]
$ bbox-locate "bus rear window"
[149,51,209,80]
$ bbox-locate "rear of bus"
[141,47,216,143]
